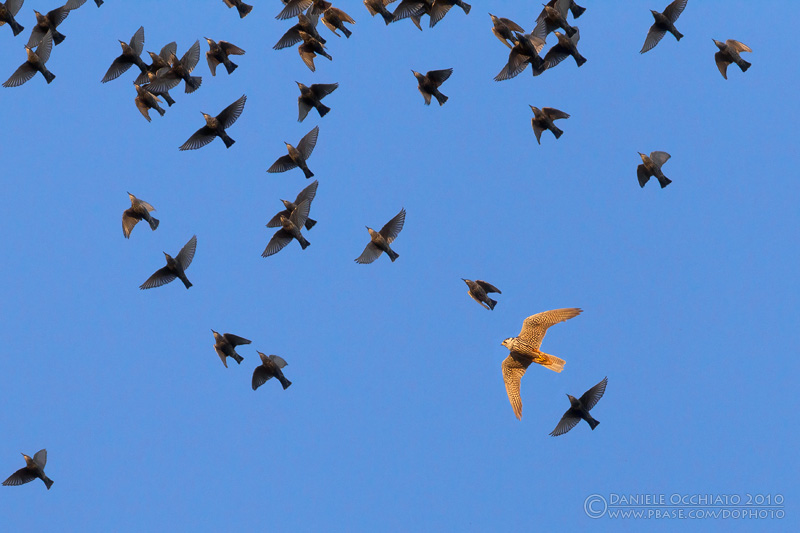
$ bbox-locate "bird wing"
[426,68,453,85]
[179,125,216,151]
[217,94,247,129]
[298,46,317,72]
[139,266,177,289]
[26,25,46,49]
[518,308,582,350]
[392,0,424,21]
[6,0,24,17]
[2,467,36,486]
[181,40,201,72]
[102,56,134,83]
[321,14,341,36]
[501,17,524,33]
[270,355,289,368]
[220,41,246,55]
[494,59,526,82]
[663,0,688,23]
[502,353,532,420]
[579,376,608,411]
[333,7,355,23]
[289,199,310,229]
[297,99,312,122]
[276,0,313,20]
[542,107,570,120]
[65,0,88,9]
[295,180,319,205]
[136,198,156,212]
[637,164,651,187]
[476,280,501,294]
[262,229,293,257]
[129,26,145,55]
[176,235,197,270]
[275,26,302,50]
[159,42,177,62]
[429,1,453,28]
[223,333,251,347]
[355,242,383,264]
[714,52,730,80]
[726,40,751,53]
[214,346,230,367]
[268,155,298,173]
[549,410,581,436]
[48,5,72,26]
[3,62,37,88]
[33,29,54,63]
[418,85,432,105]
[267,210,290,228]
[379,207,405,242]
[122,209,140,237]
[649,151,671,167]
[640,25,666,54]
[311,82,339,98]
[33,449,47,468]
[145,68,181,93]
[531,119,544,145]
[206,52,219,76]
[296,125,319,160]
[252,366,273,390]
[542,44,571,69]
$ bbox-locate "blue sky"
[1,1,797,531]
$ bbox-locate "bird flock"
[1,0,755,490]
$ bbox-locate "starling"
[262,199,311,257]
[530,106,570,144]
[412,68,452,106]
[547,0,585,19]
[27,0,85,47]
[308,0,332,16]
[3,449,53,490]
[541,29,586,70]
[147,41,202,94]
[713,39,751,80]
[550,377,607,436]
[212,330,251,368]
[494,32,545,81]
[101,26,147,83]
[252,352,292,390]
[501,308,582,420]
[122,192,159,238]
[322,7,355,38]
[142,72,175,107]
[205,37,245,76]
[297,30,332,72]
[462,278,501,310]
[267,180,319,231]
[275,0,312,20]
[637,151,672,188]
[139,235,197,290]
[267,125,319,179]
[640,0,687,54]
[0,0,25,36]
[533,0,576,40]
[489,13,524,49]
[3,30,55,87]
[355,207,405,264]
[364,0,394,25]
[223,0,252,18]
[274,13,326,50]
[136,41,176,86]
[391,0,426,29]
[296,81,338,121]
[179,94,246,151]
[430,0,470,28]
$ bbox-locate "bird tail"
[387,249,399,262]
[738,59,751,72]
[302,166,314,179]
[341,27,352,39]
[575,53,587,67]
[43,70,56,84]
[96,0,104,5]
[155,104,166,117]
[304,218,317,230]
[587,417,599,430]
[232,352,244,365]
[657,175,672,188]
[570,3,586,18]
[221,133,236,149]
[537,352,566,373]
[279,377,292,390]
[552,126,564,139]
[180,275,192,289]
[224,60,238,75]
[162,92,176,107]
[149,217,160,231]
[316,103,331,118]
[43,476,54,490]
[381,11,394,25]
[674,30,684,41]
[10,20,24,36]
[565,25,577,38]
[238,2,253,18]
[460,2,471,15]
[298,235,311,250]
[434,91,448,106]
[487,297,497,310]
[321,51,333,61]
[185,76,202,94]
[52,30,66,45]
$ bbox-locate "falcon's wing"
[518,308,582,350]
[502,353,532,420]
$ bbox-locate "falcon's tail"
[536,352,565,373]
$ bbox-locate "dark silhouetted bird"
[122,192,159,238]
[274,13,326,50]
[392,0,425,29]
[364,0,394,25]
[713,39,751,79]
[136,41,175,86]
[550,377,607,436]
[3,449,53,489]
[412,68,452,106]
[212,330,251,368]
[205,37,245,76]
[296,81,338,121]
[267,180,319,231]
[494,32,545,81]
[0,0,25,36]
[322,7,355,38]
[252,352,292,390]
[502,308,582,419]
[139,235,196,290]
[489,13,524,49]
[547,0,585,19]
[142,73,175,107]
[640,0,687,54]
[297,30,331,72]
[355,208,405,264]
[262,199,311,257]
[534,0,575,40]
[530,106,570,144]
[637,151,672,188]
[430,0,470,28]
[462,279,501,310]
[27,0,85,47]
[148,40,202,94]
[101,26,147,83]
[94,0,101,5]
[542,29,586,70]
[223,0,252,18]
[309,0,333,16]
[3,30,55,87]
[276,0,312,20]
[179,94,246,150]
[267,125,319,179]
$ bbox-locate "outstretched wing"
[502,353,532,420]
[663,0,688,23]
[296,125,319,160]
[139,266,176,289]
[355,242,382,264]
[217,94,247,128]
[378,208,405,242]
[176,235,197,270]
[2,467,36,486]
[518,308,582,350]
[550,410,581,436]
[579,376,608,411]
[476,280,501,294]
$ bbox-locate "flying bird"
[134,84,165,122]
[179,94,247,150]
[27,0,86,47]
[501,308,582,420]
[462,279,501,310]
[637,151,672,188]
[533,0,576,40]
[212,330,251,368]
[640,0,687,54]
[122,192,159,238]
[542,29,586,70]
[550,377,607,436]
[252,352,292,390]
[412,68,452,106]
[205,37,245,76]
[274,13,326,50]
[2,449,53,489]
[713,39,751,79]
[364,0,394,25]
[262,199,311,257]
[3,30,55,87]
[147,40,202,94]
[489,13,524,49]
[223,0,252,18]
[530,106,570,144]
[494,32,545,81]
[136,41,176,87]
[267,125,319,179]
[101,26,147,83]
[322,7,355,38]
[430,0,471,28]
[355,208,406,264]
[546,0,585,19]
[296,81,338,121]
[267,180,319,231]
[0,0,25,36]
[139,235,197,290]
[297,30,331,72]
